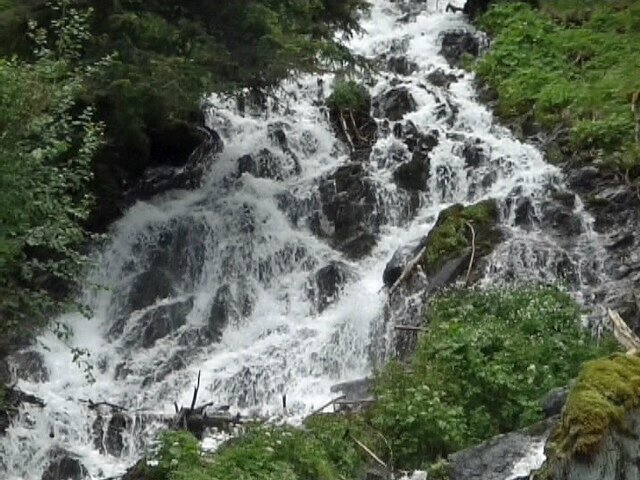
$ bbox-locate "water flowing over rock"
[440,29,480,66]
[2,1,638,479]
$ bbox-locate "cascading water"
[0,0,622,478]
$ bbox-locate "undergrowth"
[475,2,640,181]
[138,288,618,478]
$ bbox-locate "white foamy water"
[0,0,617,478]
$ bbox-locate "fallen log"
[609,309,640,354]
[308,395,347,417]
[389,246,427,293]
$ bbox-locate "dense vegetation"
[1,0,369,230]
[368,287,617,468]
[132,288,617,479]
[0,0,368,356]
[475,1,640,184]
[0,4,103,357]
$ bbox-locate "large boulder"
[126,127,223,203]
[373,87,417,121]
[120,297,194,349]
[307,261,354,313]
[532,355,640,480]
[440,30,480,67]
[41,448,88,480]
[448,419,555,480]
[387,56,418,76]
[311,163,380,259]
[383,238,428,288]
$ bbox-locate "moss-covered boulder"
[535,354,640,480]
[422,199,502,276]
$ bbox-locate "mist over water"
[0,1,617,478]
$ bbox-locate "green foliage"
[367,287,618,468]
[424,200,499,272]
[1,0,370,230]
[326,79,371,114]
[142,422,373,480]
[427,459,452,480]
[551,353,640,459]
[474,2,640,179]
[0,0,103,356]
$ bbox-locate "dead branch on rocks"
[80,400,127,412]
[350,434,388,470]
[308,395,347,417]
[464,221,476,286]
[394,325,429,332]
[339,111,355,151]
[390,246,427,294]
[609,309,640,354]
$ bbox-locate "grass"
[475,2,640,181]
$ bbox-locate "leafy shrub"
[0,1,103,356]
[326,79,371,114]
[143,423,373,480]
[367,287,618,468]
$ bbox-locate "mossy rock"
[549,353,640,460]
[422,199,502,274]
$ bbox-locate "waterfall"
[0,0,619,478]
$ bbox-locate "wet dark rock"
[386,56,418,75]
[0,387,45,435]
[566,166,600,192]
[9,350,49,383]
[440,30,480,67]
[331,377,372,400]
[311,163,380,259]
[209,285,237,340]
[308,261,354,313]
[393,153,431,191]
[126,297,194,349]
[127,128,223,202]
[542,387,569,419]
[373,87,417,121]
[426,69,458,88]
[540,202,583,238]
[462,138,489,168]
[41,448,88,480]
[514,197,538,228]
[236,148,300,180]
[383,238,428,288]
[93,412,131,457]
[449,418,555,480]
[268,125,289,149]
[123,221,207,315]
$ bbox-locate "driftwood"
[609,309,640,354]
[350,434,388,470]
[390,246,427,294]
[446,2,464,13]
[394,325,428,332]
[464,221,476,286]
[339,111,355,151]
[308,395,347,417]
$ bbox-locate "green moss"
[326,79,371,115]
[427,459,451,480]
[424,199,500,273]
[551,354,640,459]
[474,2,640,181]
